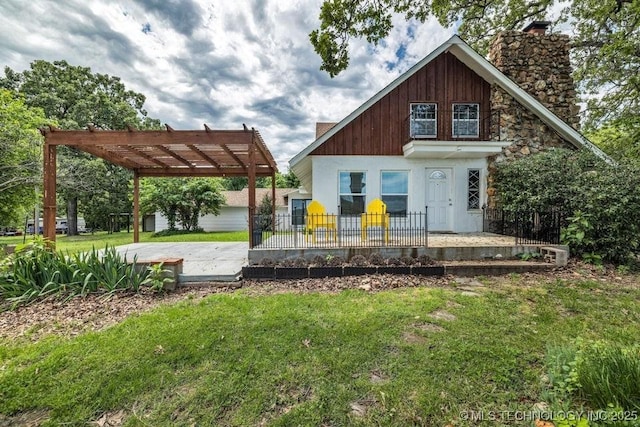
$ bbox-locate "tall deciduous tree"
[310,0,639,130]
[0,90,47,225]
[0,60,161,234]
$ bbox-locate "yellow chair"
[306,201,337,243]
[361,198,390,243]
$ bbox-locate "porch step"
[539,246,569,266]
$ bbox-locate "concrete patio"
[114,242,247,282]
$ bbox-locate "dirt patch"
[350,398,377,417]
[403,331,428,344]
[92,410,127,427]
[428,310,457,322]
[413,322,445,333]
[0,410,50,427]
[369,369,389,384]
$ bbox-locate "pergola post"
[248,131,257,249]
[43,140,57,244]
[271,170,276,235]
[133,170,140,243]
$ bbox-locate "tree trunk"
[67,196,78,236]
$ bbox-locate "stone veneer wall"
[486,30,580,205]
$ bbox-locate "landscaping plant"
[0,238,151,308]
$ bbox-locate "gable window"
[467,169,481,210]
[410,103,437,138]
[339,172,366,214]
[381,171,409,216]
[452,104,479,138]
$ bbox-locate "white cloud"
[0,0,451,170]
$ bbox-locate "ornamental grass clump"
[0,238,151,308]
[546,340,640,417]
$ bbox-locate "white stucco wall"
[155,206,288,232]
[309,155,487,233]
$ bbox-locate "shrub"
[349,255,368,266]
[311,255,326,267]
[259,257,276,267]
[293,257,308,268]
[327,256,345,267]
[368,253,384,265]
[386,257,402,266]
[400,256,416,266]
[417,254,434,266]
[495,149,640,263]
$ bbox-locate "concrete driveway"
[114,242,247,282]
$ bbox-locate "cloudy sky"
[0,0,454,170]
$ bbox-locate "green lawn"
[0,274,638,426]
[0,230,248,254]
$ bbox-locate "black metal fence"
[251,211,428,249]
[482,206,564,245]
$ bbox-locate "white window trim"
[452,103,480,138]
[410,103,437,138]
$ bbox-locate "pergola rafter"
[40,124,278,248]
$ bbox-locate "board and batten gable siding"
[310,52,492,156]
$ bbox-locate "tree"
[0,60,162,234]
[221,171,300,190]
[310,0,640,130]
[141,178,225,231]
[0,90,48,225]
[256,194,275,232]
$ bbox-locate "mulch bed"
[1,261,637,343]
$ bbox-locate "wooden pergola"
[40,124,278,248]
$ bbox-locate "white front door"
[426,168,452,231]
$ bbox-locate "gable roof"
[290,35,609,179]
[222,188,296,208]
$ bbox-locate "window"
[410,103,437,138]
[467,169,481,210]
[452,104,479,138]
[291,199,311,226]
[339,172,366,214]
[381,171,409,216]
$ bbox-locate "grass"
[0,230,248,254]
[1,276,639,426]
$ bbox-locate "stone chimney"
[486,22,580,206]
[489,22,580,129]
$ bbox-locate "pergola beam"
[220,143,247,170]
[186,144,223,170]
[155,145,194,168]
[44,129,255,146]
[123,146,172,168]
